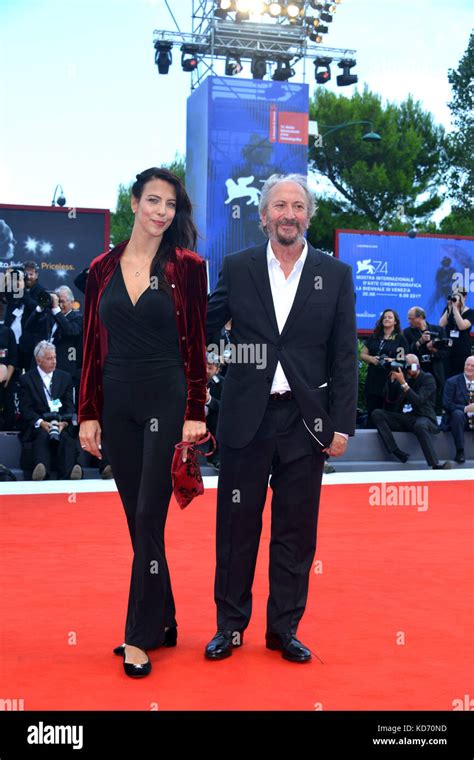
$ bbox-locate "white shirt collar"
[37,366,53,382]
[266,239,308,273]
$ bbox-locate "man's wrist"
[334,431,348,440]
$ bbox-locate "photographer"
[23,285,83,391]
[0,294,18,429]
[371,354,450,469]
[360,308,408,425]
[404,306,449,413]
[18,340,82,480]
[439,288,474,378]
[205,352,223,468]
[3,262,49,371]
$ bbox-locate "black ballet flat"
[122,646,151,678]
[113,626,177,656]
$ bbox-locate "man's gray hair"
[34,340,56,359]
[258,173,317,234]
[55,285,74,301]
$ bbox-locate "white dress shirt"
[267,239,308,394]
[266,240,348,442]
[34,366,54,428]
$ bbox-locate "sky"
[0,0,472,211]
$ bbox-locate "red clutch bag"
[171,431,216,509]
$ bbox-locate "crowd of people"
[360,297,474,466]
[0,262,473,480]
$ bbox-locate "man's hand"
[39,421,52,432]
[181,420,207,462]
[464,403,474,414]
[323,432,348,458]
[389,367,406,385]
[50,293,60,309]
[58,421,68,433]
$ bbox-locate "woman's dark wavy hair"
[373,308,401,339]
[131,167,197,293]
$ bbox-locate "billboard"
[186,75,309,290]
[335,229,474,332]
[0,204,110,305]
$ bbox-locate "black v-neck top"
[98,262,183,381]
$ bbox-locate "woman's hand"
[79,420,102,460]
[181,420,207,462]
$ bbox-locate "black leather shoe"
[122,646,151,678]
[432,461,452,469]
[455,450,466,464]
[265,632,312,663]
[204,630,244,660]
[113,626,177,656]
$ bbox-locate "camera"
[447,294,460,303]
[37,290,55,310]
[42,412,75,443]
[377,354,407,371]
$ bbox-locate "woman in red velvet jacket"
[78,167,207,678]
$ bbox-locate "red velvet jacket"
[78,240,208,425]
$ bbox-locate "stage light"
[268,2,282,15]
[272,59,295,80]
[154,42,172,75]
[236,0,250,11]
[181,49,199,72]
[249,0,266,13]
[251,56,267,79]
[214,8,228,19]
[309,32,323,43]
[314,56,331,84]
[320,11,333,22]
[225,55,243,75]
[287,3,301,18]
[336,58,358,86]
[219,0,232,8]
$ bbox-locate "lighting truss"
[153,0,356,89]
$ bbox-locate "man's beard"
[268,219,305,247]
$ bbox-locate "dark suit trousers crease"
[101,369,186,650]
[215,397,325,635]
[371,409,440,466]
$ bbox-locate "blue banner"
[186,75,309,290]
[336,230,474,331]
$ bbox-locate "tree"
[308,86,446,246]
[110,154,186,245]
[445,32,474,212]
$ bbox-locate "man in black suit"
[0,295,18,429]
[404,306,448,413]
[3,262,49,371]
[204,173,358,663]
[371,353,451,469]
[18,340,81,480]
[441,355,474,463]
[24,285,83,392]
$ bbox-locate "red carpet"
[0,478,472,710]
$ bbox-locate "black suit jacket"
[23,308,83,376]
[206,242,358,450]
[384,370,438,423]
[18,367,75,440]
[441,373,471,430]
[442,374,469,412]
